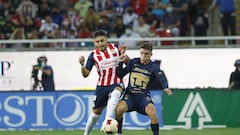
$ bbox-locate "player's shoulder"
[150,61,160,69]
[130,58,140,63]
[45,65,53,69]
[89,51,94,56]
[87,51,95,60]
[150,61,159,66]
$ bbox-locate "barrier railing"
[0,35,240,49]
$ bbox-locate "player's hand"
[79,56,85,66]
[119,44,127,54]
[119,54,129,63]
[164,88,172,96]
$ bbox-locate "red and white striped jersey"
[87,43,123,86]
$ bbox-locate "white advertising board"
[0,48,239,91]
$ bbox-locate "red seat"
[155,29,173,45]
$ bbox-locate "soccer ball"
[103,118,119,134]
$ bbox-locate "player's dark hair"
[37,56,47,64]
[140,43,152,52]
[234,59,240,67]
[93,30,107,38]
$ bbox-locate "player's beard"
[98,44,107,51]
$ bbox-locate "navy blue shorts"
[122,92,153,115]
[93,84,124,109]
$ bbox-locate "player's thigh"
[136,95,153,115]
[114,83,124,93]
[94,86,111,109]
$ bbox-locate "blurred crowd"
[0,0,211,48]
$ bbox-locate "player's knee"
[147,109,157,116]
[116,102,127,116]
[115,86,123,93]
[146,109,158,123]
[116,105,124,115]
[146,104,157,116]
[93,108,104,115]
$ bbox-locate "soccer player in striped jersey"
[116,43,172,135]
[79,30,128,135]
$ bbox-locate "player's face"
[94,36,107,51]
[140,48,152,64]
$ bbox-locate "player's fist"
[119,44,127,54]
[119,54,129,63]
[79,56,85,66]
[164,88,172,96]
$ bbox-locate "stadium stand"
[0,0,239,49]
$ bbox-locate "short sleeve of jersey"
[85,52,95,71]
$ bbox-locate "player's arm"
[228,73,234,89]
[41,66,52,76]
[118,59,132,79]
[79,54,94,78]
[119,54,130,64]
[118,44,130,64]
[155,68,172,96]
[81,66,90,78]
[118,44,127,55]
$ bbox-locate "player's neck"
[141,60,150,65]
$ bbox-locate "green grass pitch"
[0,128,240,135]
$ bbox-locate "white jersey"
[87,43,123,86]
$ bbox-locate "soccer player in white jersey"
[79,30,128,135]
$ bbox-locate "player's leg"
[138,95,159,135]
[116,100,128,135]
[83,107,103,135]
[84,86,109,135]
[145,103,159,135]
[116,118,123,135]
[116,92,135,135]
[105,85,123,119]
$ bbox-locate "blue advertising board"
[0,91,163,130]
